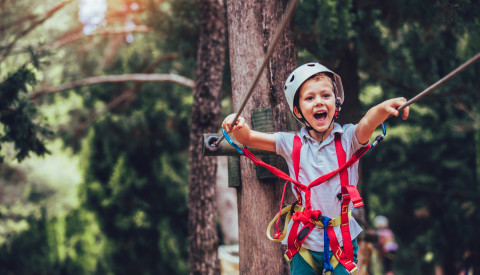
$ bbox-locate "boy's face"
[293,77,338,134]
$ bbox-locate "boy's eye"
[305,96,314,101]
[323,94,331,98]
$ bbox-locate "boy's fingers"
[387,106,399,116]
[237,117,245,127]
[402,106,410,120]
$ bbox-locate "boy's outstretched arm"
[356,97,410,145]
[222,114,276,152]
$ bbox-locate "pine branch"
[41,26,154,50]
[0,0,75,62]
[0,14,37,33]
[31,73,195,100]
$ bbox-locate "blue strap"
[221,129,244,155]
[322,216,334,272]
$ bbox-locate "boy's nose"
[314,97,324,106]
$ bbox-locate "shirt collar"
[299,123,343,145]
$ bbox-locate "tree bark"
[226,0,296,274]
[216,156,238,245]
[188,0,226,274]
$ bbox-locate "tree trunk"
[188,0,226,274]
[216,156,239,245]
[226,0,296,274]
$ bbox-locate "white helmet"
[284,62,345,115]
[374,215,389,229]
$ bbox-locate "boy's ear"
[293,106,302,119]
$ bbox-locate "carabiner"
[222,129,244,155]
[371,122,387,148]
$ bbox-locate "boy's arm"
[356,97,409,145]
[222,114,276,152]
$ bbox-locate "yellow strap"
[299,247,319,273]
[267,207,351,241]
[324,255,339,275]
[298,247,340,274]
[266,204,304,242]
[313,210,352,228]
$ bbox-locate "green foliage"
[298,0,480,273]
[296,0,357,63]
[55,1,197,273]
[357,2,480,273]
[0,65,51,162]
[0,208,106,274]
[81,97,190,274]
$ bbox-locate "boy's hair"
[293,72,334,120]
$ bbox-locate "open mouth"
[313,111,327,121]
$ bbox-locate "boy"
[222,62,409,274]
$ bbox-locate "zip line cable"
[392,52,480,115]
[211,0,300,148]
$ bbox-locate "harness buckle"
[336,192,343,202]
[284,252,292,262]
[317,213,324,221]
[289,201,299,215]
[371,134,384,147]
[348,264,359,275]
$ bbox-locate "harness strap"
[292,136,303,204]
[267,204,305,242]
[285,134,364,274]
[285,210,319,259]
[326,226,358,273]
[297,244,341,275]
[307,144,371,190]
[267,206,352,242]
[242,148,305,191]
[299,247,320,273]
[322,216,334,272]
[335,134,354,262]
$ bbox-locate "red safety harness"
[221,122,387,272]
[286,133,367,272]
[240,132,371,272]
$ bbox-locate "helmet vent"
[290,75,295,82]
[284,85,287,90]
[307,63,315,67]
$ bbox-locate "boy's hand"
[381,97,409,120]
[222,113,275,152]
[356,97,410,144]
[222,114,246,133]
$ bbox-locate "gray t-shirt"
[274,123,365,251]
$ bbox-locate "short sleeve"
[342,124,367,156]
[274,132,296,161]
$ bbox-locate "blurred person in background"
[374,216,397,275]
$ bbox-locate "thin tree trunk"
[226,0,296,273]
[188,0,226,274]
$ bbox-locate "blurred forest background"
[0,0,479,274]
